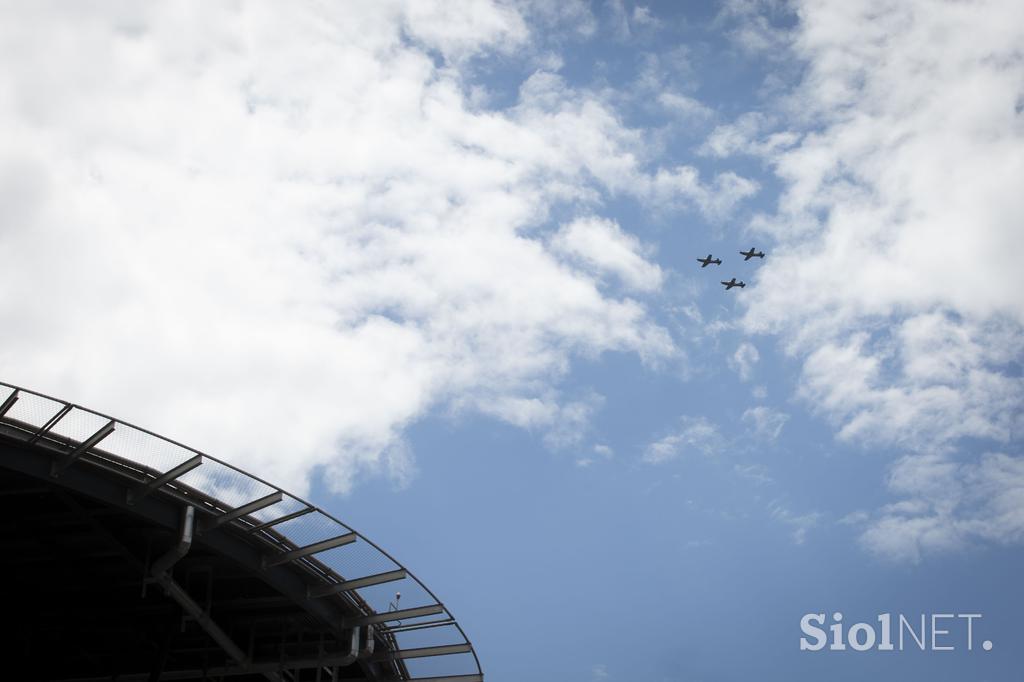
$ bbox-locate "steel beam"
[152,577,255,666]
[50,420,116,477]
[126,454,202,505]
[204,491,283,531]
[343,604,444,627]
[246,506,315,533]
[263,532,357,568]
[380,618,457,634]
[28,403,72,444]
[0,389,18,418]
[308,568,407,598]
[372,643,472,661]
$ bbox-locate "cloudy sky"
[2,0,1022,679]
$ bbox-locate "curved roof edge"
[0,379,482,682]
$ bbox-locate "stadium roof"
[0,380,481,682]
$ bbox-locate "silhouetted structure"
[0,381,481,682]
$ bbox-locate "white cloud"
[631,6,663,31]
[461,389,604,452]
[542,395,606,450]
[728,341,760,381]
[511,71,757,219]
[0,2,711,494]
[603,0,663,42]
[731,0,1024,558]
[715,0,794,57]
[514,1,598,40]
[631,49,707,122]
[643,416,720,464]
[797,324,1021,451]
[860,452,1024,563]
[658,92,713,121]
[769,500,820,545]
[838,510,869,526]
[700,112,798,158]
[743,0,1024,332]
[551,216,663,292]
[576,442,614,468]
[734,462,773,485]
[642,167,759,221]
[403,0,528,60]
[742,406,788,441]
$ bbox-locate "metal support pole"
[28,403,72,444]
[149,506,279,682]
[128,454,202,505]
[0,389,18,418]
[204,491,283,531]
[51,420,116,477]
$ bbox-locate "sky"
[1,0,1022,680]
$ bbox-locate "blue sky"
[1,1,1023,680]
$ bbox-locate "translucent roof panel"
[3,390,66,430]
[47,407,111,444]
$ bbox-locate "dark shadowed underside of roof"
[0,380,481,682]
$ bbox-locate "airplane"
[721,278,745,290]
[740,247,765,261]
[696,254,722,267]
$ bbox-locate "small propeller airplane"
[696,254,722,267]
[740,247,765,261]
[721,277,745,290]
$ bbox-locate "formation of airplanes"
[695,247,766,290]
